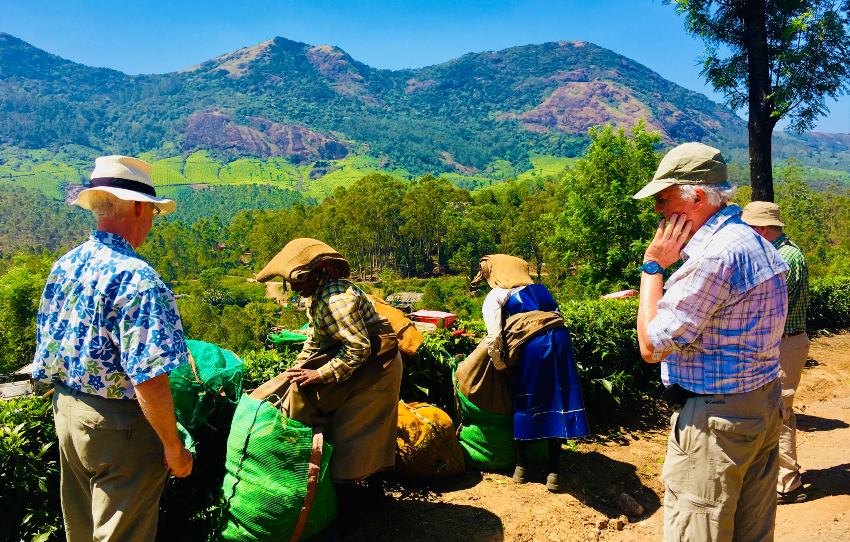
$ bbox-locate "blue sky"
[2,0,848,132]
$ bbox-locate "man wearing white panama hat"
[73,155,177,214]
[33,155,192,542]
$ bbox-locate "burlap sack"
[503,310,566,366]
[366,294,424,356]
[395,401,465,478]
[453,340,513,416]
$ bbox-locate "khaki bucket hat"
[471,254,534,289]
[633,142,728,199]
[73,155,176,215]
[256,238,350,284]
[741,201,786,228]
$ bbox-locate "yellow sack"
[366,295,424,356]
[395,401,465,478]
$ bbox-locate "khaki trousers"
[662,379,781,542]
[53,383,168,542]
[777,332,810,493]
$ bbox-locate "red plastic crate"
[409,310,457,329]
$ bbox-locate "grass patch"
[516,155,575,181]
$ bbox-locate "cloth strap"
[90,177,157,197]
[289,431,324,542]
[503,310,566,366]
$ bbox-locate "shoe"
[512,465,528,484]
[545,472,562,492]
[777,486,807,504]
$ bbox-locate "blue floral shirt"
[33,231,189,400]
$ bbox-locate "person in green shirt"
[743,201,810,504]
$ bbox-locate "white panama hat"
[73,155,176,215]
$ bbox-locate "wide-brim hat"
[256,238,350,284]
[741,201,786,227]
[73,155,176,215]
[471,254,534,289]
[633,142,728,199]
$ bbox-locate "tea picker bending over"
[473,254,590,491]
[256,238,402,538]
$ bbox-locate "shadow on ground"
[588,396,670,446]
[796,413,849,432]
[557,449,661,519]
[381,471,484,499]
[801,462,850,503]
[363,477,504,542]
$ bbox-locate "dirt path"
[363,333,850,541]
[261,280,287,303]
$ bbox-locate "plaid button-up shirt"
[648,205,789,394]
[299,277,383,383]
[773,234,808,334]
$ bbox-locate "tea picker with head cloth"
[470,254,590,491]
[255,238,403,538]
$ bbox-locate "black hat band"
[90,177,157,197]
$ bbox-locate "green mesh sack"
[217,394,336,542]
[454,372,546,471]
[268,330,309,347]
[170,340,244,434]
[454,385,515,471]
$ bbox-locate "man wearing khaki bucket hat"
[32,155,191,542]
[633,142,789,541]
[743,201,811,505]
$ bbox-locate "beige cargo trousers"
[777,332,810,494]
[662,379,782,541]
[53,383,168,542]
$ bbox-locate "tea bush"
[809,276,850,333]
[402,328,479,413]
[559,298,656,411]
[0,396,62,542]
[0,255,51,374]
[239,348,299,390]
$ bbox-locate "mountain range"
[1,32,849,179]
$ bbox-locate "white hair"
[677,183,737,206]
[87,193,136,219]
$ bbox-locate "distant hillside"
[1,32,848,185]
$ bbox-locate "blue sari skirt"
[512,326,590,440]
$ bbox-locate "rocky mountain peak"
[306,44,378,103]
[183,39,276,78]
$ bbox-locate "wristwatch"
[641,261,665,275]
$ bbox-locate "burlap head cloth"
[256,238,350,283]
[471,254,534,289]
